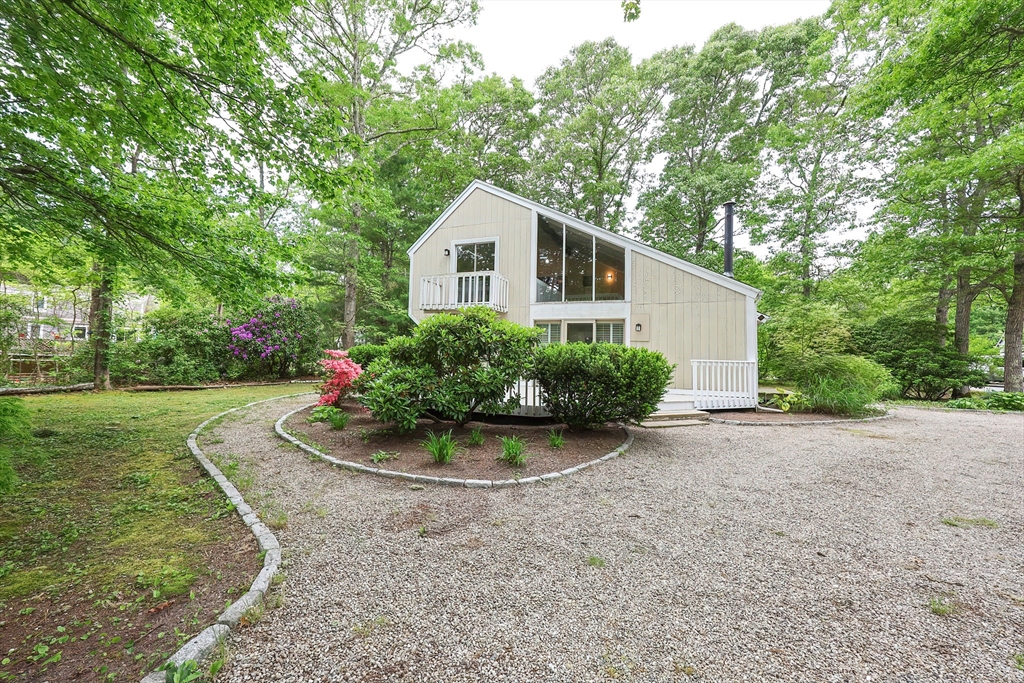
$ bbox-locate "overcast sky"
[444,0,833,254]
[451,0,831,85]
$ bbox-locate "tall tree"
[748,18,865,298]
[0,0,301,387]
[637,25,761,266]
[839,0,1024,390]
[531,38,666,232]
[288,0,480,347]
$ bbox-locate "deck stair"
[640,408,710,428]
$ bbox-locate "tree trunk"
[1003,251,1024,393]
[341,204,361,349]
[935,277,953,347]
[951,267,977,397]
[90,261,114,390]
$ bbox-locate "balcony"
[419,271,509,313]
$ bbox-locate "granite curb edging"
[274,402,634,488]
[708,409,896,426]
[139,392,315,683]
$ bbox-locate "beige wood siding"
[630,251,749,389]
[410,188,533,326]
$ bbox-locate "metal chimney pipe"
[723,200,735,279]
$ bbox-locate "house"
[1,278,156,380]
[407,181,762,411]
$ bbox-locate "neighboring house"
[1,279,157,379]
[407,180,762,411]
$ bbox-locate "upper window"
[535,215,625,302]
[455,241,495,273]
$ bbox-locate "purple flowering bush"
[227,296,325,378]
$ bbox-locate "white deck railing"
[419,272,509,313]
[691,359,758,410]
[506,378,549,417]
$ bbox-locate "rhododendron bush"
[226,296,325,378]
[317,350,362,406]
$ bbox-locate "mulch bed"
[286,401,627,480]
[712,409,880,422]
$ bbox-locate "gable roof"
[408,180,761,299]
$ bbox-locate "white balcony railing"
[691,359,758,410]
[419,272,509,313]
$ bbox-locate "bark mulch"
[286,401,627,480]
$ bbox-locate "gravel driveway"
[204,398,1024,682]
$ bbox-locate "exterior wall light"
[443,248,450,256]
[635,323,642,332]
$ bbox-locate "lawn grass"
[0,385,306,681]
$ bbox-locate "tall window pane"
[565,227,594,301]
[456,244,476,273]
[595,238,625,301]
[476,242,495,271]
[536,216,563,302]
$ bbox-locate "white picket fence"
[691,359,758,410]
[419,272,510,313]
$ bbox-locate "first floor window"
[596,321,625,344]
[554,320,626,345]
[536,321,561,346]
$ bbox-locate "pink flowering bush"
[317,350,362,406]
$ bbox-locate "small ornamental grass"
[468,425,485,446]
[422,430,460,464]
[497,435,529,467]
[309,405,351,429]
[547,429,565,448]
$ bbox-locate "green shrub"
[346,344,388,368]
[422,430,459,464]
[984,392,1024,411]
[792,354,891,416]
[547,429,565,448]
[356,308,540,431]
[945,397,987,410]
[497,435,528,467]
[760,304,854,381]
[531,343,674,429]
[0,397,30,494]
[468,425,485,446]
[853,315,987,400]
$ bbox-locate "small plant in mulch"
[547,429,565,449]
[370,450,398,464]
[587,555,606,568]
[767,389,810,413]
[496,435,529,467]
[467,425,485,446]
[421,430,460,464]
